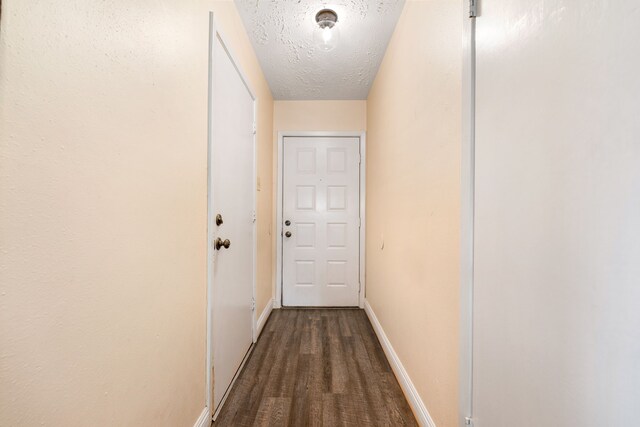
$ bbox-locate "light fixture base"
[315,9,338,29]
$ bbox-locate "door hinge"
[251,210,256,223]
[469,0,478,18]
[253,122,257,135]
[465,417,474,426]
[251,298,256,311]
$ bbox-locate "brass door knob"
[215,238,231,250]
[285,231,292,238]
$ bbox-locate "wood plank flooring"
[214,309,417,426]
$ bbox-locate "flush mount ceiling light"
[314,8,340,52]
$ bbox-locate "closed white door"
[472,1,640,426]
[209,31,255,413]
[282,136,360,307]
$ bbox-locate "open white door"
[207,18,256,417]
[281,136,361,307]
[470,2,640,426]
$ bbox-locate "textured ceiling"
[235,0,405,100]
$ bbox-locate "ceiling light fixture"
[314,9,340,52]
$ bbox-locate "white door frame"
[460,8,476,427]
[275,131,366,309]
[206,12,258,417]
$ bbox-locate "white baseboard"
[255,298,274,341]
[364,300,436,427]
[193,407,210,427]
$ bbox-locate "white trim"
[364,300,436,427]
[275,131,366,308]
[251,93,258,343]
[205,11,215,414]
[274,132,284,309]
[460,9,476,427]
[206,11,258,414]
[358,133,367,309]
[255,298,274,340]
[193,408,211,427]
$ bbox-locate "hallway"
[214,309,417,426]
[2,0,640,426]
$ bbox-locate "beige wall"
[273,100,366,132]
[0,0,272,425]
[366,1,462,426]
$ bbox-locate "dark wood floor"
[214,308,417,426]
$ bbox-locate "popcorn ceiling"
[235,0,405,100]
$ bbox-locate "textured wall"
[366,1,462,426]
[0,0,273,425]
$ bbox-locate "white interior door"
[472,2,640,426]
[282,136,360,307]
[209,30,255,413]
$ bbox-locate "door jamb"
[275,131,366,309]
[460,9,476,427]
[206,12,258,418]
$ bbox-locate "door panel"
[282,137,360,307]
[210,33,254,412]
[472,2,640,426]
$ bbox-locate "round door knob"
[215,238,231,250]
[285,231,292,238]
